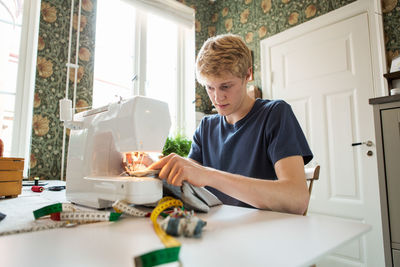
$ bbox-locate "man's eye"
[221,85,231,90]
[206,86,214,91]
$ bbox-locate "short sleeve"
[266,101,313,166]
[188,119,203,164]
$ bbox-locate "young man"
[150,34,313,215]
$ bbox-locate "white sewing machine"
[65,96,171,209]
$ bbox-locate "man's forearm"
[204,167,309,215]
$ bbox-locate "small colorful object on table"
[31,186,44,192]
[160,208,206,238]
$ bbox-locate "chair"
[303,165,320,216]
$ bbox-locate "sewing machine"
[65,96,171,209]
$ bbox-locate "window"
[0,0,40,175]
[0,1,24,156]
[145,14,178,131]
[93,0,195,137]
[92,0,136,107]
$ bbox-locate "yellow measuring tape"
[150,196,183,247]
[134,197,184,267]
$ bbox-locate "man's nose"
[214,89,225,102]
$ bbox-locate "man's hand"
[149,153,209,187]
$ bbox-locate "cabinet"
[384,71,400,95]
[370,95,400,267]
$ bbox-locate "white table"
[0,181,370,267]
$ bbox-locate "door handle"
[351,140,373,147]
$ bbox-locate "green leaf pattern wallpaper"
[382,0,400,68]
[29,0,400,179]
[30,0,96,179]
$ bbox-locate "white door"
[261,12,384,266]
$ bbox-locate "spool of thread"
[390,88,400,96]
[32,186,44,192]
[59,98,73,121]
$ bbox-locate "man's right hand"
[149,153,210,187]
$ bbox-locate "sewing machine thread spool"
[59,98,73,121]
[32,186,44,192]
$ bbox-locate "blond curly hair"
[196,34,252,84]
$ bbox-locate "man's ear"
[246,67,253,81]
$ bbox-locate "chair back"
[303,165,320,216]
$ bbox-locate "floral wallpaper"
[382,0,400,69]
[29,0,400,179]
[30,0,96,179]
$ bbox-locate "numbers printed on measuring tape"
[33,203,81,219]
[112,200,149,217]
[51,211,121,222]
[33,203,121,222]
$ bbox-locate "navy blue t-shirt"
[188,99,313,208]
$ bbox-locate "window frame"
[95,1,196,138]
[10,0,41,176]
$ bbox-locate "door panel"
[326,90,359,200]
[290,98,311,142]
[283,35,352,87]
[261,13,384,266]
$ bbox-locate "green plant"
[162,135,192,157]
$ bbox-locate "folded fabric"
[162,181,222,212]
